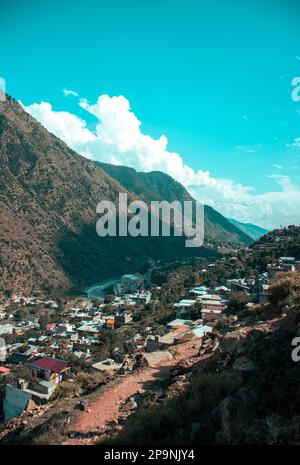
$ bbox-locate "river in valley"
[84,277,119,300]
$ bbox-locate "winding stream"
[84,277,119,300]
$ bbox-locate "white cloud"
[289,137,300,148]
[236,144,262,153]
[20,101,95,150]
[21,94,300,230]
[63,88,79,97]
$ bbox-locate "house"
[279,256,296,264]
[0,366,11,376]
[114,314,125,328]
[215,286,230,297]
[4,384,32,420]
[199,300,227,311]
[228,279,251,293]
[188,324,213,338]
[189,285,209,298]
[167,318,193,330]
[116,274,144,294]
[174,299,197,318]
[0,324,14,335]
[29,356,70,397]
[27,315,40,325]
[258,284,270,304]
[125,290,151,305]
[92,359,122,372]
[103,316,115,329]
[77,321,104,336]
[45,323,56,332]
[201,309,224,321]
[267,264,292,281]
[145,335,160,353]
[160,326,192,347]
[73,341,91,354]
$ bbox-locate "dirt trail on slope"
[66,341,200,445]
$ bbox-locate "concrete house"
[29,356,70,397]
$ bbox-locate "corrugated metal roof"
[0,366,10,374]
[30,356,67,374]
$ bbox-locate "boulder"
[68,430,80,438]
[233,356,256,372]
[78,400,88,411]
[25,399,36,412]
[220,331,247,354]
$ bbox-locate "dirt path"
[66,342,200,445]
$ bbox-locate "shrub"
[269,272,300,309]
[32,430,64,445]
[76,370,108,392]
[52,381,81,399]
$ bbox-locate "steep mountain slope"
[96,163,253,246]
[228,218,268,241]
[0,97,217,296]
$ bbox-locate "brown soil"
[66,340,201,445]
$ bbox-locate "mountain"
[0,97,215,296]
[228,218,268,241]
[96,163,253,246]
[251,225,300,259]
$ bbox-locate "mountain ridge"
[0,96,251,296]
[96,162,253,246]
[228,218,268,241]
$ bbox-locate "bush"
[269,272,300,309]
[32,430,64,445]
[52,381,81,399]
[76,370,108,393]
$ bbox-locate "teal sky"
[1,0,300,228]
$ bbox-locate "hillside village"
[1,226,300,443]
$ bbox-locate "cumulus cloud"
[21,94,300,229]
[20,101,96,150]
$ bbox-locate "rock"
[68,430,80,438]
[215,393,255,442]
[106,419,118,426]
[249,327,268,338]
[220,331,245,354]
[236,388,256,408]
[233,356,256,371]
[25,399,36,412]
[78,400,88,411]
[118,416,127,425]
[125,397,138,410]
[190,421,208,442]
[87,429,101,438]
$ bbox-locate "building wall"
[4,384,32,420]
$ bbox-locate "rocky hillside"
[0,97,219,296]
[97,162,253,246]
[252,225,300,258]
[112,272,300,445]
[2,272,299,445]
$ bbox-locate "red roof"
[0,366,11,374]
[30,357,67,374]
